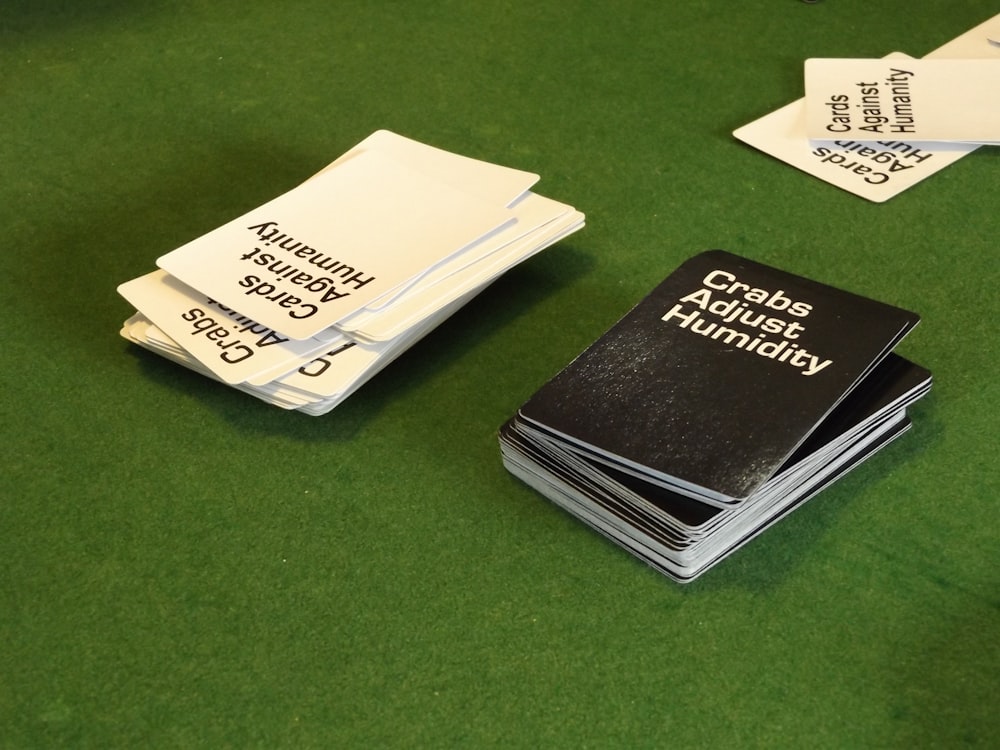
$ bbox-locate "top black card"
[518,250,919,503]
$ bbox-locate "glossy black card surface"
[518,250,919,501]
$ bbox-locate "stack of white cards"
[734,13,1000,202]
[118,131,584,414]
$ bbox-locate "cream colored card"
[320,129,539,207]
[805,58,1000,143]
[117,270,332,384]
[335,191,575,335]
[157,147,513,340]
[926,13,1000,59]
[733,54,977,202]
[337,198,584,341]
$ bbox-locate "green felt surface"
[2,1,998,747]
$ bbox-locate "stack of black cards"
[117,130,584,414]
[500,251,931,582]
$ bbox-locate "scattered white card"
[733,55,977,202]
[926,13,1000,59]
[733,14,1000,201]
[804,58,1000,144]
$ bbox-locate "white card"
[352,211,583,342]
[321,130,540,207]
[805,58,1000,143]
[123,314,324,409]
[273,286,484,415]
[157,147,514,340]
[334,192,574,338]
[118,130,584,414]
[242,331,352,387]
[926,13,1000,59]
[337,198,583,341]
[733,54,978,202]
[117,270,331,384]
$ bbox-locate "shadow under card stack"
[117,131,584,414]
[499,250,931,582]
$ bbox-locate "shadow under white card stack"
[117,131,584,414]
[500,251,931,582]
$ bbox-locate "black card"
[517,250,919,503]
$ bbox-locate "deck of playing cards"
[117,130,584,414]
[499,251,931,582]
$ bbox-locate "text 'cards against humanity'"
[733,13,999,201]
[117,130,584,415]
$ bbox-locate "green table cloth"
[2,1,997,746]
